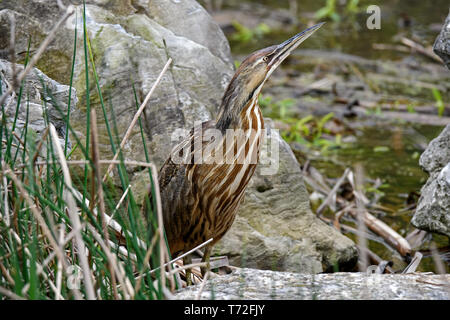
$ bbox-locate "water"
[302,122,448,271]
[313,125,441,207]
[226,0,449,60]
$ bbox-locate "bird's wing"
[158,119,216,192]
[142,120,216,234]
[141,120,216,254]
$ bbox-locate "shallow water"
[226,0,449,60]
[312,124,442,213]
[306,123,448,272]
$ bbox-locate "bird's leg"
[183,254,193,286]
[201,245,211,277]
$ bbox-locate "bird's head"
[217,22,324,130]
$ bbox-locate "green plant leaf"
[373,146,390,152]
[432,88,445,117]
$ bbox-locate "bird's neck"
[216,79,263,132]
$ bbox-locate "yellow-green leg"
[183,254,193,286]
[201,245,211,276]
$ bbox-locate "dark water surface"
[227,0,449,60]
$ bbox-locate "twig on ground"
[400,37,443,63]
[348,208,412,257]
[348,167,411,257]
[316,168,350,215]
[305,160,412,261]
[333,204,354,231]
[372,43,410,53]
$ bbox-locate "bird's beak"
[268,22,325,70]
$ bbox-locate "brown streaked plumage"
[146,23,324,282]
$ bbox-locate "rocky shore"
[175,267,450,300]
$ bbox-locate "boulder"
[175,268,450,300]
[0,0,357,272]
[412,17,450,238]
[412,124,450,238]
[0,58,77,148]
[433,12,450,70]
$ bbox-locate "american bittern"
[147,23,324,283]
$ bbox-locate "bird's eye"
[263,56,269,63]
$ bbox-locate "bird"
[145,23,324,284]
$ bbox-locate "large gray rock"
[0,0,357,272]
[138,0,233,66]
[0,59,77,148]
[412,124,450,238]
[433,12,450,70]
[175,268,450,300]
